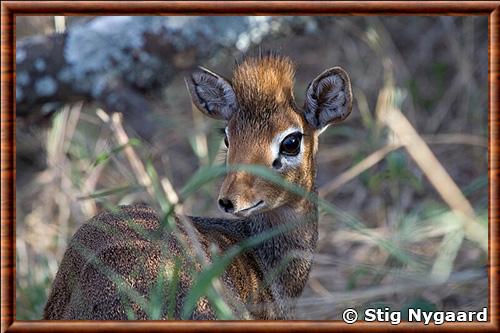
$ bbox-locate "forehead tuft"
[231,55,296,116]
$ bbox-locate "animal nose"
[218,198,234,213]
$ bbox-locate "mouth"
[235,200,264,216]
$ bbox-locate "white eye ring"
[271,127,304,170]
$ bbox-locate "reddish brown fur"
[44,54,352,320]
[232,55,296,111]
[221,55,317,215]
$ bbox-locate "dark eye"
[280,132,302,156]
[224,134,229,148]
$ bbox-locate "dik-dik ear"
[304,67,352,131]
[185,67,238,121]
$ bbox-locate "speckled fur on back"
[43,204,220,320]
[44,54,352,320]
[43,203,317,320]
[44,200,316,320]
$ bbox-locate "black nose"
[218,198,234,212]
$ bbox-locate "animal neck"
[247,200,318,251]
[239,198,317,319]
[248,198,318,274]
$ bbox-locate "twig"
[317,142,361,164]
[376,86,487,252]
[307,277,333,297]
[161,178,179,205]
[318,132,486,197]
[422,133,487,147]
[430,228,465,282]
[297,269,485,307]
[109,112,154,197]
[319,144,401,197]
[191,103,209,166]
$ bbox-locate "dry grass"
[15,16,488,320]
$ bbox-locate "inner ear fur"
[185,67,238,121]
[304,67,353,130]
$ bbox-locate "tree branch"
[16,16,316,139]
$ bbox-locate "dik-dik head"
[186,55,352,217]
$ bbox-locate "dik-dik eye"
[280,132,302,156]
[224,134,229,148]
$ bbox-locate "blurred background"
[16,16,488,320]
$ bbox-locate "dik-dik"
[44,54,352,320]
